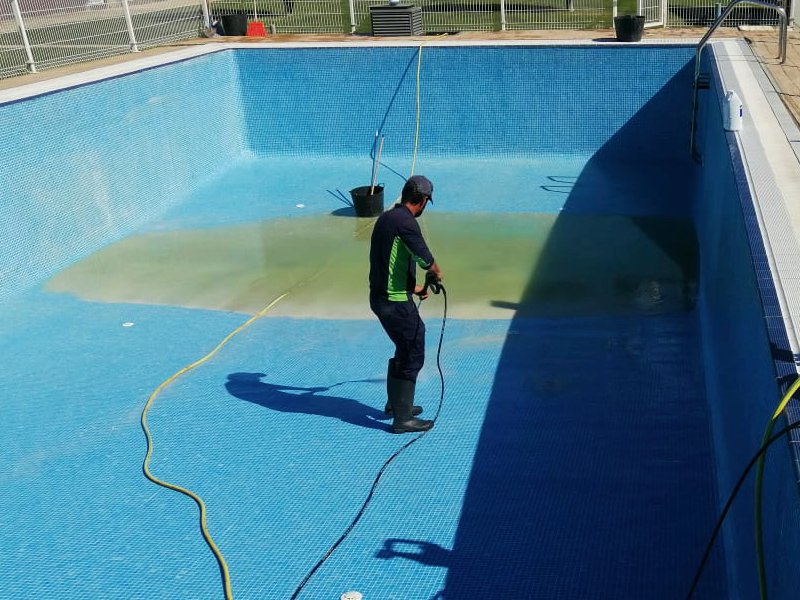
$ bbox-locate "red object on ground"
[246,22,267,36]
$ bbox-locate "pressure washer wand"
[421,270,442,296]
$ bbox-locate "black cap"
[402,175,433,202]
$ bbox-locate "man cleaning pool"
[369,175,443,434]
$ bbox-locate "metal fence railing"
[210,0,614,33]
[0,2,28,77]
[130,0,211,46]
[667,1,786,26]
[0,0,206,79]
[211,0,348,32]
[0,0,791,80]
[211,0,789,33]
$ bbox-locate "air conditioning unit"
[369,5,423,36]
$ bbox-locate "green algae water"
[47,211,697,319]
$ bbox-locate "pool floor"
[1,156,726,599]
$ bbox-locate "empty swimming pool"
[1,41,799,599]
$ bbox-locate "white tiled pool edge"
[715,40,800,361]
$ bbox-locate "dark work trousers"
[370,295,426,382]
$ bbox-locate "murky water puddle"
[47,211,697,319]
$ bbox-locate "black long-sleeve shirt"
[369,203,434,302]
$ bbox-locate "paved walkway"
[744,27,800,127]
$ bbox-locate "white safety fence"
[666,0,786,26]
[209,0,612,33]
[0,1,27,77]
[1,0,790,79]
[211,0,346,33]
[188,0,796,33]
[0,0,207,78]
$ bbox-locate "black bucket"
[614,15,645,42]
[221,14,248,36]
[350,185,384,217]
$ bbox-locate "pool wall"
[692,47,800,599]
[1,44,799,597]
[0,50,247,301]
[235,46,695,162]
[0,45,700,301]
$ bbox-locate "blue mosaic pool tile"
[750,250,771,276]
[235,45,695,159]
[6,41,797,600]
[0,51,246,302]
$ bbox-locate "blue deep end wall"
[234,46,695,162]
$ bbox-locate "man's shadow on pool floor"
[225,372,389,432]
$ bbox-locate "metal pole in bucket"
[370,135,384,195]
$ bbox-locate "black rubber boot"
[384,359,422,416]
[391,378,433,434]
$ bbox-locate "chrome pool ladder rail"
[690,0,788,163]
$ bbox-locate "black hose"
[290,285,447,599]
[685,418,800,599]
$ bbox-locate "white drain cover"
[341,592,363,600]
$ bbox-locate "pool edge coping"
[710,40,800,480]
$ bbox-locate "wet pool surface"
[1,155,725,599]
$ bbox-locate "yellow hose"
[141,217,375,598]
[140,292,289,600]
[389,43,425,209]
[408,43,423,178]
[754,375,800,600]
